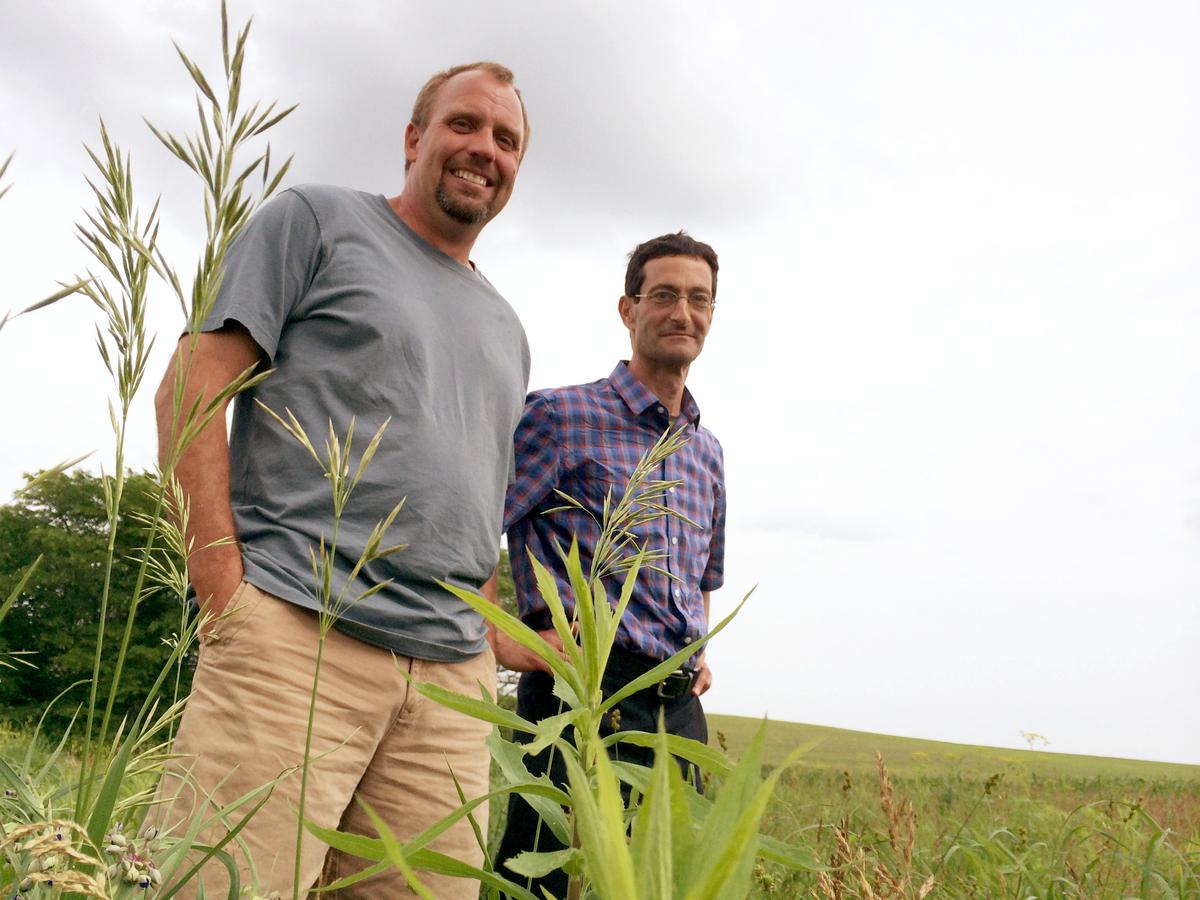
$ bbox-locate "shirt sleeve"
[503,391,561,530]
[700,439,726,592]
[197,188,323,360]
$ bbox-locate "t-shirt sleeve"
[197,188,323,360]
[503,391,561,530]
[701,439,726,592]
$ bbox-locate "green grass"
[703,716,1200,897]
[708,713,1200,781]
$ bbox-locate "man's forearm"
[481,569,500,649]
[156,332,257,609]
[171,408,243,606]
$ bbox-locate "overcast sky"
[2,1,1197,764]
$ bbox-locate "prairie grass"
[742,755,1199,897]
[699,717,1200,896]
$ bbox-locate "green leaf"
[403,781,572,856]
[526,549,583,669]
[600,588,752,715]
[0,554,41,623]
[590,577,617,677]
[0,756,45,818]
[603,730,735,779]
[304,818,386,861]
[158,842,242,900]
[438,578,582,696]
[402,670,540,733]
[31,687,88,785]
[310,860,391,893]
[551,672,582,709]
[504,847,582,879]
[522,708,580,757]
[757,833,827,872]
[308,785,563,900]
[682,723,812,900]
[357,800,436,900]
[631,723,675,899]
[560,538,600,693]
[488,731,572,845]
[157,779,277,900]
[84,717,139,847]
[564,734,638,899]
[407,847,541,900]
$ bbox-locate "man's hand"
[481,570,575,673]
[195,568,245,632]
[494,627,573,674]
[692,651,712,696]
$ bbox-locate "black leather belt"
[604,646,696,703]
[655,669,695,701]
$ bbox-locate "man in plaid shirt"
[494,232,726,894]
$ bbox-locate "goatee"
[436,184,492,225]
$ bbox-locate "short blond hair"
[407,62,530,169]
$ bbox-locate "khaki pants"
[156,582,495,899]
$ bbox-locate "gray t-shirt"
[201,184,530,660]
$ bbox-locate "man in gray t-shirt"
[154,62,530,899]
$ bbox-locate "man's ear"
[618,294,635,329]
[403,121,421,168]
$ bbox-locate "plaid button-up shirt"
[504,362,726,662]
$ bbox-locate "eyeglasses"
[632,289,716,311]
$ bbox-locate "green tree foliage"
[0,469,189,733]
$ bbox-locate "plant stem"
[75,430,126,819]
[293,630,327,898]
[95,486,168,747]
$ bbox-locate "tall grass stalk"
[57,0,294,825]
[253,405,407,899]
[70,120,160,819]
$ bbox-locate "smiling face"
[402,69,524,232]
[619,255,716,374]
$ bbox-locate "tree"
[0,469,189,734]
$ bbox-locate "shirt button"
[674,588,681,598]
[683,635,693,644]
[657,405,665,414]
[671,537,678,545]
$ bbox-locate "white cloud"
[1,0,1197,763]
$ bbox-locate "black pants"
[495,648,708,899]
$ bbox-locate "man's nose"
[464,129,497,161]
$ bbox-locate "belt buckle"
[656,670,693,701]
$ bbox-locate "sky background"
[1,1,1197,764]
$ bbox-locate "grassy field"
[705,715,1200,897]
[7,717,1199,897]
[708,713,1200,780]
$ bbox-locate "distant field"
[708,715,1200,896]
[707,713,1200,781]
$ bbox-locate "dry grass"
[746,752,1200,898]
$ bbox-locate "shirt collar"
[610,361,702,426]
